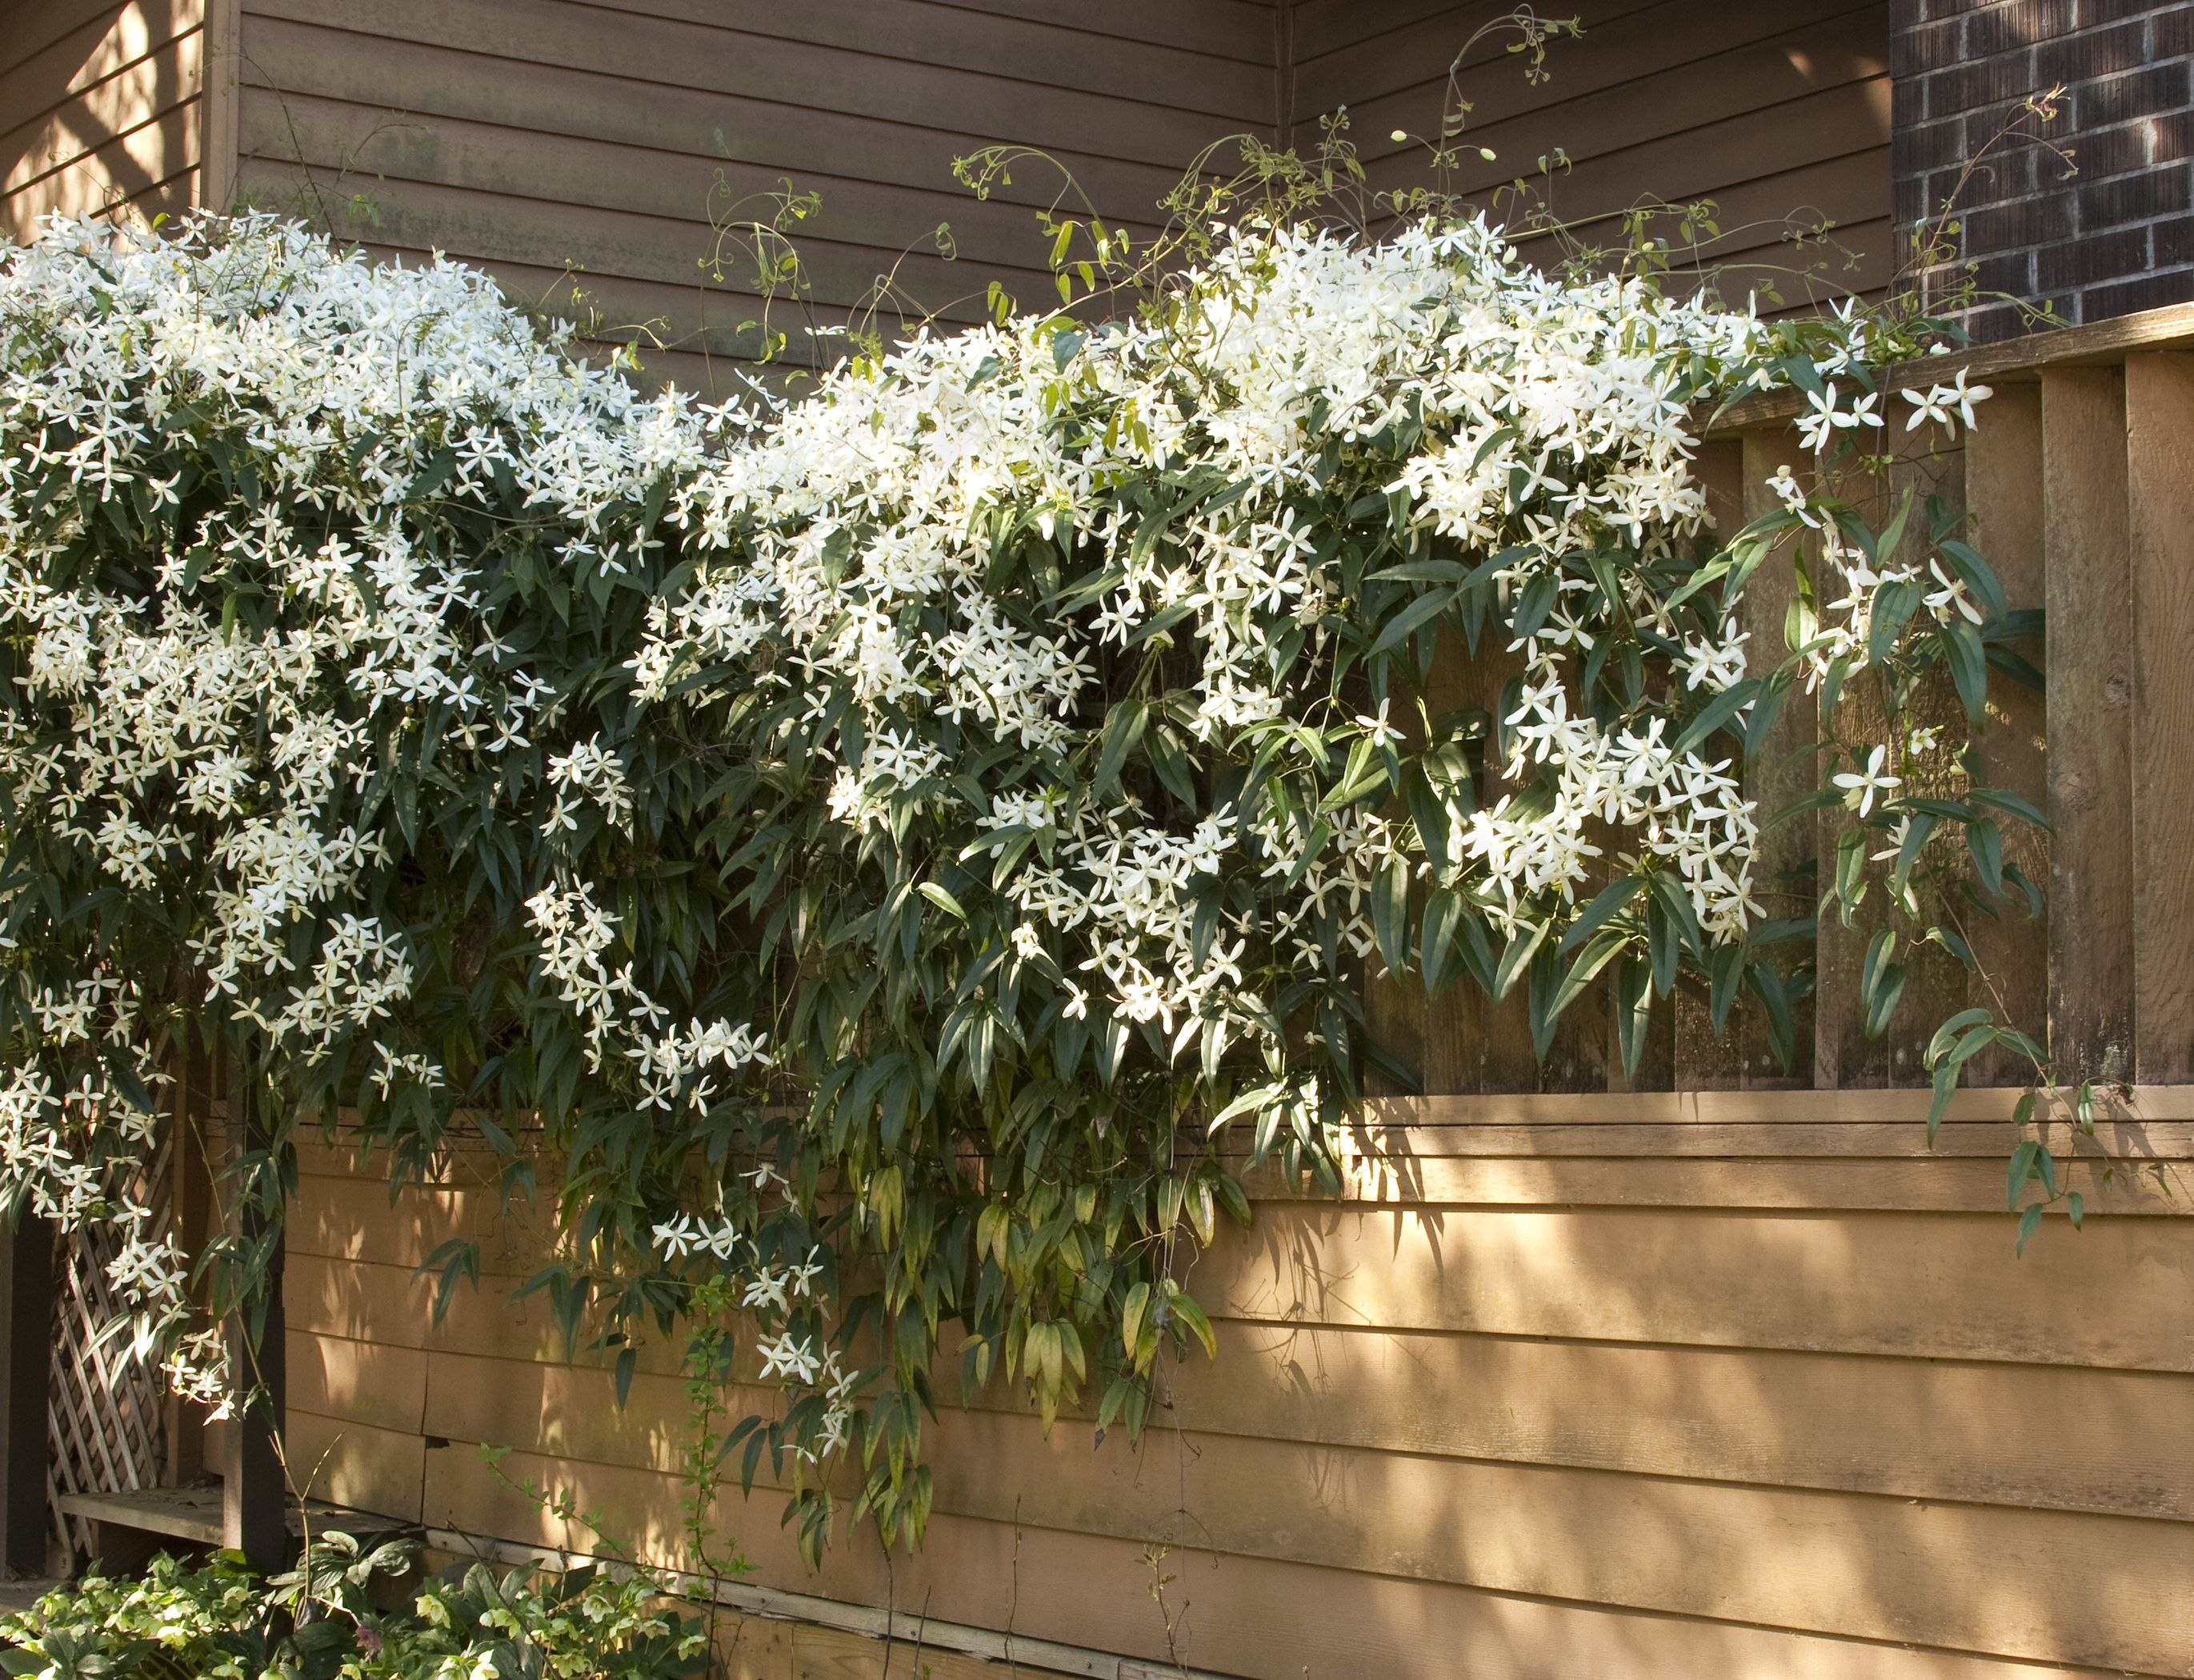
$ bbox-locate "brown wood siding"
[1288,0,1895,307]
[285,1082,2194,1680]
[0,0,208,242]
[229,0,1282,392]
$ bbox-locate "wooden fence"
[267,306,2194,1680]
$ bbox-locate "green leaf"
[1093,698,1149,798]
[1669,679,1760,758]
[916,881,967,920]
[1860,930,1908,1039]
[1370,586,1455,656]
[1559,874,1644,955]
[1371,856,1411,974]
[1164,1288,1218,1359]
[1942,619,1989,724]
[1965,818,2004,894]
[1926,1006,1994,1066]
[2016,1202,2043,1255]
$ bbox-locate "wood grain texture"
[402,1318,2194,1525]
[2041,366,2135,1084]
[281,1076,2194,1678]
[1740,425,1818,1086]
[2127,353,2194,1084]
[230,0,1268,388]
[0,1,205,239]
[418,1442,2162,1680]
[1962,382,2049,1084]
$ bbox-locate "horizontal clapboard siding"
[1289,0,1893,305]
[286,1086,2194,1678]
[230,0,1279,390]
[0,0,207,240]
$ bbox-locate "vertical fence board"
[1737,426,1818,1087]
[1668,436,1746,1090]
[2041,366,2135,1084]
[1962,382,2049,1083]
[1881,431,1972,1087]
[2128,352,2194,1085]
[1428,629,1543,1092]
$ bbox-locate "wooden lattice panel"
[46,1125,172,1557]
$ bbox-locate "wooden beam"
[1962,382,2048,1084]
[2040,366,2135,1085]
[0,1213,52,1575]
[2128,352,2194,1084]
[1710,298,2194,434]
[1738,425,1815,1087]
[223,1082,289,1572]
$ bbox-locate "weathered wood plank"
[394,1320,2194,1526]
[233,23,1191,231]
[239,0,1247,170]
[2040,366,2135,1084]
[1962,381,2049,1083]
[420,1443,2153,1680]
[1202,1201,2194,1369]
[285,1408,426,1522]
[2127,351,2194,1084]
[1740,424,1817,1086]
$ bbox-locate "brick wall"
[1893,0,2194,338]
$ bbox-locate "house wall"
[222,0,1283,394]
[213,1,1898,392]
[0,0,214,242]
[1892,0,2194,340]
[1286,0,1896,306]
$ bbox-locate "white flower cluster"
[0,211,1979,1452]
[0,215,708,1394]
[638,219,1943,1045]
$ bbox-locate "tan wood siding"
[0,0,208,241]
[286,1088,2194,1679]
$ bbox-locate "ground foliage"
[0,1534,704,1679]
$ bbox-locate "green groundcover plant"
[0,179,2048,1558]
[0,1534,704,1679]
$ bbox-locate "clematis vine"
[0,210,2039,1554]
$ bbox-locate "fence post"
[223,1081,287,1571]
[0,1212,52,1575]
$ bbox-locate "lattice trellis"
[46,1123,173,1557]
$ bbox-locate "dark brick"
[2155,111,2194,165]
[2052,118,2148,178]
[2078,0,2178,22]
[2084,268,2194,314]
[1954,146,2040,202]
[2036,223,2152,286]
[1961,192,2076,251]
[1964,297,2048,339]
[1896,114,1969,176]
[2080,166,2192,225]
[1930,51,2041,118]
[1973,250,2038,292]
[2158,4,2194,58]
[2156,212,2194,264]
[2038,18,2149,83]
[2077,62,2192,128]
[1894,17,1967,74]
[1969,0,2078,52]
